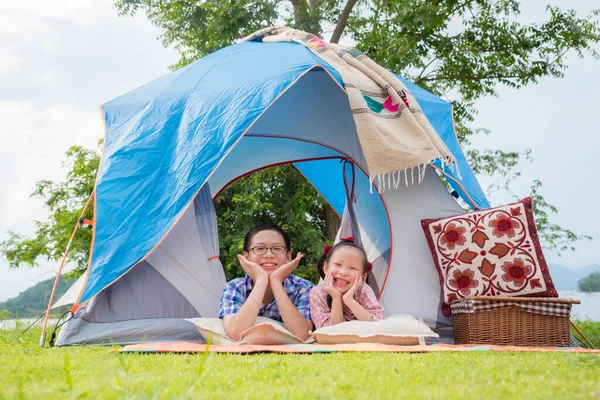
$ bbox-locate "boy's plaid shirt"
[219,274,314,322]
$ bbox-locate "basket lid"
[450,296,578,317]
[454,296,580,305]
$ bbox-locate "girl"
[219,222,314,341]
[310,239,385,329]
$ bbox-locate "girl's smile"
[324,246,367,294]
[333,276,352,289]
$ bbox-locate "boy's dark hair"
[243,222,291,252]
[317,240,369,308]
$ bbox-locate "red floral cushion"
[421,197,557,316]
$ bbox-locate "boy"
[219,222,314,340]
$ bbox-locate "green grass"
[1,323,599,400]
[572,319,600,349]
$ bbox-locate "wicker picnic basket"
[450,296,580,347]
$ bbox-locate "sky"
[0,0,598,302]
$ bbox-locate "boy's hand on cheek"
[270,252,304,285]
[237,254,268,285]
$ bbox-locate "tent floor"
[119,342,599,354]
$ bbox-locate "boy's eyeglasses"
[250,246,287,255]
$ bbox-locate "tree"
[2,1,597,276]
[0,145,98,274]
[578,272,600,293]
[114,0,596,250]
[215,165,327,282]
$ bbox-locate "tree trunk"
[330,0,358,44]
[324,203,341,241]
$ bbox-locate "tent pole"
[39,191,94,348]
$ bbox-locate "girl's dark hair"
[317,240,369,308]
[317,240,369,279]
[243,222,291,252]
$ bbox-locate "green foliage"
[113,0,597,255]
[2,324,600,398]
[0,145,99,273]
[115,1,600,119]
[578,272,600,293]
[215,165,328,282]
[2,1,598,275]
[572,319,600,349]
[353,3,600,127]
[0,276,76,318]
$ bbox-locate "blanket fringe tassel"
[369,157,461,194]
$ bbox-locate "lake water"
[1,292,598,330]
[0,318,58,331]
[559,291,600,321]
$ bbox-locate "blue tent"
[56,39,489,345]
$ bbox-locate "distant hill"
[0,276,76,318]
[549,263,600,291]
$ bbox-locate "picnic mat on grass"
[119,342,600,354]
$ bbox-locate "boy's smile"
[260,262,279,271]
[245,229,291,275]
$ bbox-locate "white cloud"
[0,11,50,74]
[0,102,102,224]
[0,49,24,74]
[0,0,178,302]
[0,0,103,20]
[1,262,60,302]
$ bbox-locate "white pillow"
[310,315,439,345]
[186,317,313,345]
[185,317,235,345]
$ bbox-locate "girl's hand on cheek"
[342,276,362,303]
[323,273,342,299]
